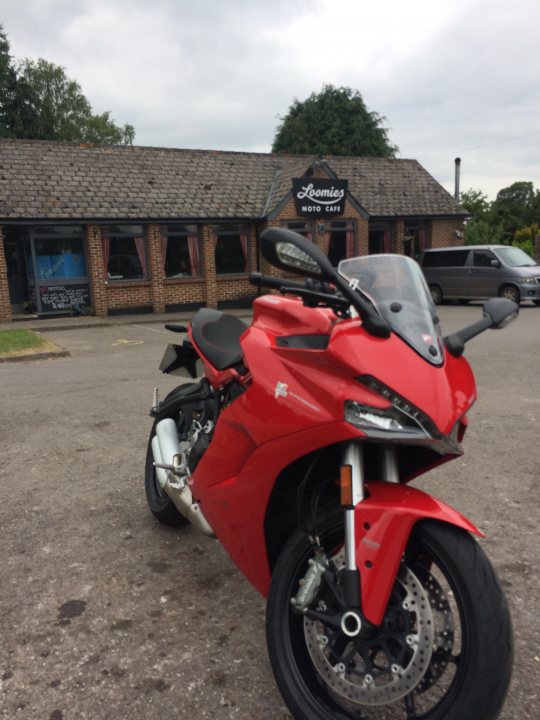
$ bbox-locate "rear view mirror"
[260,227,335,280]
[490,259,501,268]
[483,298,519,329]
[444,297,519,357]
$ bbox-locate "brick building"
[0,140,467,321]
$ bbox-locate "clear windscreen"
[338,254,443,364]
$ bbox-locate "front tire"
[499,284,520,304]
[266,515,512,720]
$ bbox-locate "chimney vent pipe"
[454,157,461,201]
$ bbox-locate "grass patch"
[0,329,47,355]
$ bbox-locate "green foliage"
[0,25,134,145]
[460,188,490,219]
[463,219,505,245]
[513,224,539,257]
[272,85,397,157]
[490,181,539,243]
[461,183,540,250]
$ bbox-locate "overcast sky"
[2,0,539,200]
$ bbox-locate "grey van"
[419,245,540,305]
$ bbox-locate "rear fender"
[355,482,483,626]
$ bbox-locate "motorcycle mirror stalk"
[444,297,519,357]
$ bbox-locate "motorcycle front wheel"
[266,516,512,720]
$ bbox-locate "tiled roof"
[0,140,466,221]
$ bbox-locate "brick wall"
[430,217,466,248]
[0,226,11,322]
[86,225,107,316]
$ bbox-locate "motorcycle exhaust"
[153,419,214,537]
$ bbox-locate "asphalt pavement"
[0,304,539,719]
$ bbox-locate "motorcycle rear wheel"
[144,420,189,527]
[266,515,512,720]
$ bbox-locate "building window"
[102,225,146,280]
[284,221,314,240]
[368,225,392,255]
[404,221,431,259]
[214,226,249,275]
[160,225,201,278]
[33,226,87,279]
[324,220,356,266]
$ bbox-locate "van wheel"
[499,285,520,304]
[429,284,443,305]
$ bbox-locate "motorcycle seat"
[191,308,247,370]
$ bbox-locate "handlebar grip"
[248,272,305,291]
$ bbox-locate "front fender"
[355,482,483,626]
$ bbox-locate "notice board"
[39,283,90,312]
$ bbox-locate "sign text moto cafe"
[292,178,348,218]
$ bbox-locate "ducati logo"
[274,381,289,399]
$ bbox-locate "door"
[468,249,500,297]
[3,234,30,311]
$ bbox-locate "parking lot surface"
[1,304,539,719]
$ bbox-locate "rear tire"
[144,420,189,527]
[429,284,443,305]
[266,515,512,720]
[499,284,520,304]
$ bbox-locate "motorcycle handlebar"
[249,272,336,295]
[248,272,306,291]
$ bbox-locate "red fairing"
[354,482,483,626]
[189,295,478,596]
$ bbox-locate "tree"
[513,224,539,257]
[0,25,20,137]
[0,25,134,145]
[463,218,505,246]
[460,188,490,219]
[489,181,538,243]
[272,85,397,157]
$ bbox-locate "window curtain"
[324,231,332,255]
[239,232,249,272]
[418,229,426,252]
[102,237,110,277]
[346,229,355,258]
[134,237,147,278]
[188,235,200,276]
[161,235,168,275]
[383,230,391,253]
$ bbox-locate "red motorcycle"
[145,227,515,720]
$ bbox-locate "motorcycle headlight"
[344,400,430,439]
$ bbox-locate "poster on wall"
[39,283,90,312]
[292,178,348,218]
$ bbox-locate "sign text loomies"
[292,178,348,218]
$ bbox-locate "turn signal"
[340,465,353,507]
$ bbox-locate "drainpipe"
[454,157,461,202]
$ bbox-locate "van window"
[473,250,496,267]
[422,250,469,268]
[496,247,536,267]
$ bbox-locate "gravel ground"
[0,304,538,720]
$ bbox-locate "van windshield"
[338,254,443,365]
[496,247,537,267]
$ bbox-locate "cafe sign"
[292,178,348,218]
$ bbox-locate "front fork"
[341,442,399,610]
